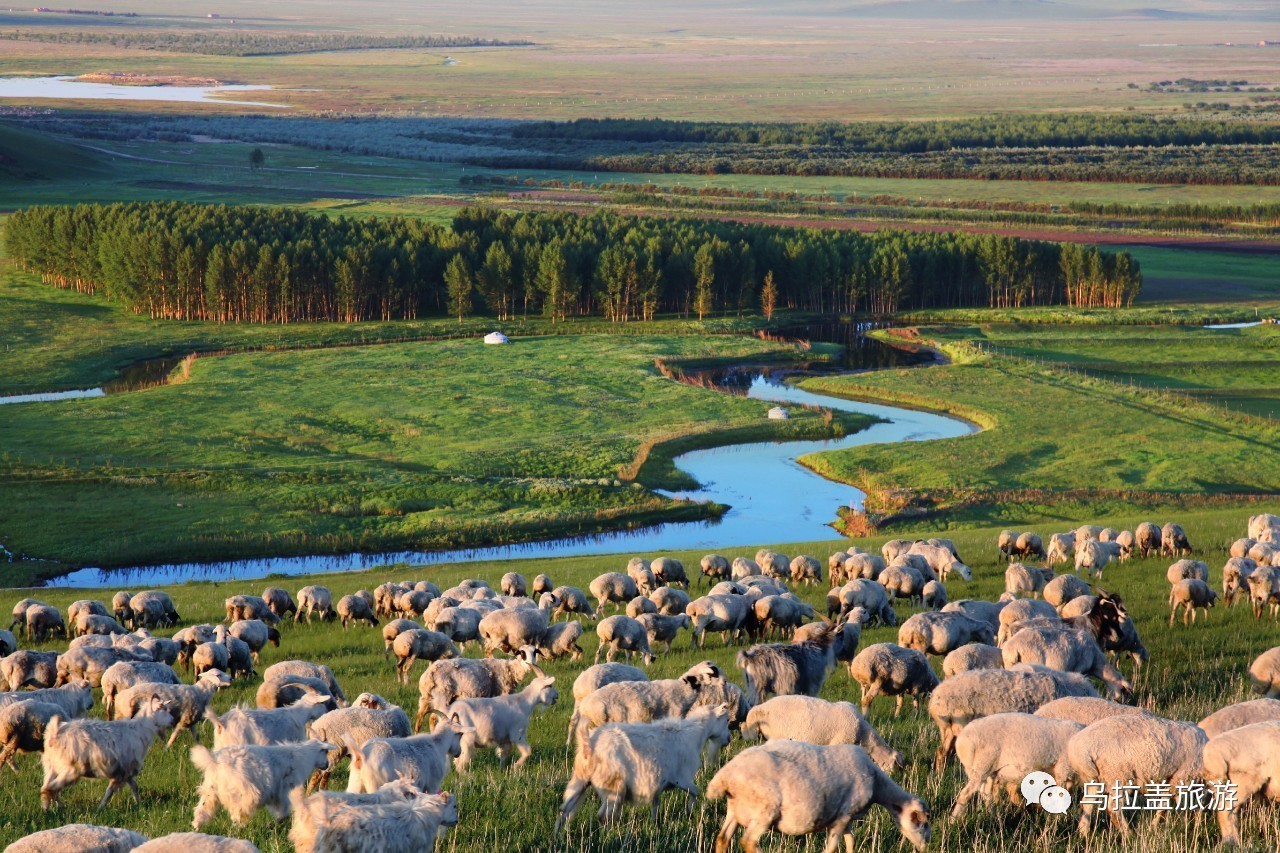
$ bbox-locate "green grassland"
[2,508,1280,851]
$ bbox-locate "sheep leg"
[40,769,74,810]
[821,816,853,853]
[97,778,126,810]
[934,725,958,771]
[596,790,624,825]
[512,740,532,771]
[0,743,16,774]
[455,735,477,773]
[738,821,767,853]
[859,683,880,714]
[166,721,189,749]
[713,813,741,853]
[553,776,591,835]
[951,773,986,817]
[192,786,220,828]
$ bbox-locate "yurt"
[484,331,509,345]
[766,406,789,420]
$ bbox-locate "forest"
[3,203,1142,324]
[0,30,530,55]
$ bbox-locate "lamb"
[1222,557,1257,608]
[707,741,931,853]
[1004,562,1049,598]
[1001,623,1132,701]
[257,675,342,712]
[336,594,379,630]
[929,665,1098,768]
[133,832,261,853]
[1248,647,1280,697]
[415,656,542,730]
[262,586,297,620]
[40,697,175,809]
[288,789,456,853]
[1067,714,1206,836]
[309,703,414,788]
[191,739,334,827]
[741,695,902,772]
[730,557,761,580]
[1161,521,1193,557]
[996,598,1058,645]
[635,612,691,655]
[0,681,94,720]
[1074,539,1121,578]
[942,643,1004,678]
[1135,521,1162,558]
[25,604,64,642]
[920,580,947,610]
[0,699,62,771]
[263,661,346,706]
[849,643,939,715]
[1202,719,1280,846]
[736,625,837,705]
[536,619,585,661]
[345,717,466,794]
[1168,578,1219,625]
[700,555,731,584]
[129,591,179,629]
[649,586,691,616]
[569,660,730,742]
[100,660,180,719]
[686,593,753,648]
[295,586,336,623]
[1035,695,1147,727]
[1199,698,1280,738]
[555,705,731,833]
[5,824,149,853]
[590,572,641,616]
[595,615,657,665]
[207,694,332,748]
[0,650,59,690]
[500,571,528,597]
[898,611,994,657]
[224,595,279,626]
[391,629,458,684]
[951,712,1083,816]
[228,619,281,663]
[115,669,232,746]
[1046,532,1077,566]
[651,557,688,588]
[445,674,558,771]
[788,555,822,586]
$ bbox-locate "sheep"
[257,675,342,712]
[56,644,150,687]
[1250,513,1280,543]
[751,595,815,639]
[849,643,939,716]
[740,695,902,771]
[207,694,332,748]
[1249,566,1280,620]
[129,591,179,629]
[224,596,279,626]
[835,553,883,586]
[688,554,728,587]
[263,661,346,706]
[442,674,559,772]
[1046,532,1077,566]
[395,590,436,621]
[996,598,1058,645]
[624,611,686,655]
[556,704,731,833]
[191,739,333,827]
[625,596,657,619]
[258,586,296,621]
[588,572,641,617]
[1231,537,1258,559]
[1001,623,1132,701]
[345,717,466,794]
[133,833,261,853]
[1035,695,1147,727]
[228,619,281,664]
[908,541,972,582]
[1222,557,1258,608]
[787,555,822,586]
[25,604,64,642]
[377,619,417,661]
[1042,572,1091,612]
[1249,647,1280,698]
[1166,558,1209,585]
[1168,578,1219,625]
[539,586,592,622]
[309,703,414,788]
[899,611,994,657]
[942,643,1004,678]
[1160,521,1193,557]
[1013,532,1046,561]
[731,557,761,580]
[7,599,44,634]
[1068,714,1206,836]
[951,712,1083,816]
[686,593,754,648]
[286,777,421,848]
[40,697,175,809]
[1249,539,1279,565]
[651,557,688,588]
[478,600,557,657]
[289,789,456,853]
[415,656,542,730]
[1074,539,1121,578]
[0,681,94,720]
[0,699,62,772]
[881,539,913,562]
[134,635,181,667]
[335,594,379,631]
[647,586,690,617]
[879,565,925,604]
[755,550,790,581]
[0,629,14,658]
[67,599,110,627]
[997,530,1018,561]
[941,599,1006,634]
[708,740,931,853]
[592,614,655,666]
[569,661,731,742]
[1201,720,1280,846]
[929,665,1098,769]
[499,571,527,598]
[1133,521,1161,558]
[100,660,180,719]
[5,824,149,853]
[920,580,947,610]
[116,669,232,747]
[737,625,837,705]
[295,586,336,623]
[740,577,787,597]
[0,650,58,690]
[1004,562,1048,598]
[389,629,457,684]
[795,619,861,668]
[1199,698,1280,739]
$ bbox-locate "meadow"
[3,510,1280,851]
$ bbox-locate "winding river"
[4,331,977,589]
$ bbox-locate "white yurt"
[766,406,789,420]
[484,331,509,345]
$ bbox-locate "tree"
[760,269,778,321]
[693,241,716,320]
[476,241,514,320]
[249,148,265,170]
[444,255,473,322]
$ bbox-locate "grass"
[2,508,1280,851]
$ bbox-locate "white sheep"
[708,740,930,853]
[1004,562,1049,598]
[40,697,175,809]
[1168,578,1219,625]
[25,605,65,642]
[741,694,902,771]
[1199,697,1280,738]
[380,619,419,660]
[995,598,1058,645]
[700,555,731,584]
[898,611,994,657]
[295,586,336,623]
[207,693,333,748]
[589,572,640,616]
[536,619,585,661]
[1249,566,1280,620]
[262,586,297,620]
[625,558,658,596]
[1222,557,1257,608]
[1166,558,1210,585]
[920,580,947,610]
[132,832,261,853]
[879,565,925,604]
[567,663,648,746]
[228,619,281,664]
[500,571,528,597]
[636,612,691,655]
[191,739,334,827]
[833,579,898,627]
[1043,573,1091,611]
[337,594,379,630]
[649,586,691,616]
[224,595,279,626]
[951,712,1082,816]
[391,629,458,684]
[848,643,939,716]
[0,699,62,772]
[569,661,731,743]
[1001,623,1132,701]
[686,593,753,648]
[263,661,347,705]
[415,656,541,730]
[730,557,761,580]
[445,674,558,771]
[941,643,1004,678]
[1202,719,1280,846]
[128,591,179,629]
[626,596,657,618]
[788,555,822,586]
[5,824,149,853]
[0,650,59,690]
[478,600,556,657]
[595,615,657,666]
[1046,532,1076,565]
[57,644,151,687]
[543,586,594,621]
[309,703,413,788]
[286,777,420,852]
[0,681,94,720]
[1075,539,1121,578]
[908,541,971,582]
[289,789,456,853]
[555,704,731,833]
[257,675,342,711]
[1161,521,1193,557]
[100,660,180,719]
[345,717,466,794]
[941,599,1005,634]
[1035,695,1147,726]
[651,557,688,588]
[1249,646,1280,697]
[881,538,914,562]
[115,669,232,747]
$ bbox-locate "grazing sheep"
[1013,532,1046,561]
[929,666,1098,769]
[537,620,585,662]
[942,644,1004,678]
[395,590,435,621]
[920,580,947,610]
[651,557,688,588]
[1135,522,1162,559]
[1160,522,1192,557]
[0,630,15,658]
[228,619,281,663]
[795,619,861,668]
[25,605,64,642]
[838,553,885,586]
[899,611,994,657]
[730,557,761,580]
[191,739,333,827]
[741,695,902,771]
[336,595,379,630]
[1043,573,1091,611]
[133,832,260,853]
[1074,539,1121,578]
[345,717,466,795]
[569,661,729,743]
[224,596,279,626]
[755,550,790,581]
[567,664,648,745]
[1249,566,1280,620]
[1222,557,1258,608]
[1250,513,1280,543]
[428,606,482,648]
[908,541,971,582]
[415,656,542,730]
[0,681,94,720]
[686,594,754,648]
[5,824,149,853]
[56,645,150,688]
[1199,698,1280,739]
[589,573,640,617]
[256,675,341,712]
[116,669,232,747]
[261,587,297,621]
[788,555,822,586]
[1,650,59,690]
[626,596,657,618]
[751,595,815,639]
[1249,540,1279,564]
[380,619,419,660]
[737,625,837,705]
[879,565,926,604]
[1166,558,1210,585]
[40,698,175,809]
[941,599,1006,634]
[997,530,1018,562]
[636,613,691,655]
[555,705,731,833]
[881,539,914,562]
[1001,624,1132,701]
[445,674,558,772]
[1201,720,1280,846]
[1068,714,1206,836]
[295,586,336,623]
[286,777,420,848]
[309,703,413,788]
[951,712,1082,816]
[391,629,458,684]
[1232,537,1258,559]
[288,789,455,853]
[207,694,332,748]
[100,660,181,719]
[700,555,731,585]
[649,586,691,616]
[595,615,657,666]
[849,643,939,716]
[1004,562,1048,599]
[707,740,931,853]
[7,599,44,634]
[1046,532,1077,566]
[67,599,110,626]
[129,592,180,629]
[1249,647,1280,697]
[263,661,346,706]
[1168,578,1219,625]
[0,699,62,772]
[479,601,557,658]
[540,586,593,622]
[500,572,528,598]
[1035,695,1147,727]
[108,591,133,625]
[996,598,1058,645]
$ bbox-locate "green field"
[3,509,1279,850]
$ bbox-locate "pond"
[0,76,286,108]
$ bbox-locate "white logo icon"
[1022,772,1072,812]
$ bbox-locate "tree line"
[0,30,530,56]
[4,203,1142,324]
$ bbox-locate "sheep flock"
[4,517,1280,851]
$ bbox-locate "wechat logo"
[1022,771,1072,814]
